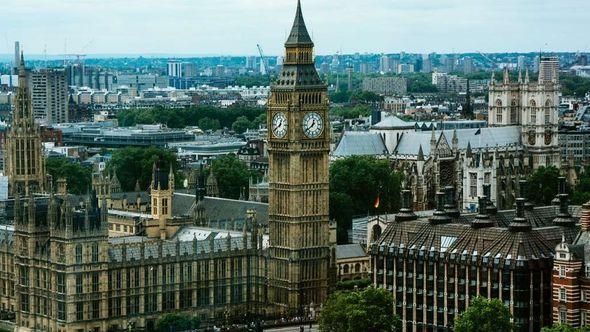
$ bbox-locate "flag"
[374,195,380,209]
[475,128,481,136]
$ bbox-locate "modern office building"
[362,77,407,95]
[30,69,69,123]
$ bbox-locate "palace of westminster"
[0,1,588,332]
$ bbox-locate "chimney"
[429,192,451,225]
[395,190,417,222]
[509,198,532,232]
[482,183,497,215]
[472,196,494,228]
[553,193,576,227]
[519,180,534,210]
[443,186,460,218]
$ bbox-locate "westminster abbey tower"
[267,0,331,314]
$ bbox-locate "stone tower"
[488,63,561,169]
[150,157,174,239]
[5,53,45,196]
[267,0,330,314]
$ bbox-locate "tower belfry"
[5,53,46,197]
[268,0,331,314]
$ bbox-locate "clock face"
[272,112,288,139]
[302,112,324,139]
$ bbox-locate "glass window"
[559,287,567,301]
[91,243,99,263]
[470,173,477,197]
[75,245,83,264]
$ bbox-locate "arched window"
[91,243,99,263]
[510,99,518,123]
[496,99,502,107]
[355,263,361,273]
[545,99,552,124]
[343,265,350,274]
[531,110,536,124]
[372,224,382,241]
[530,100,537,107]
[75,244,83,264]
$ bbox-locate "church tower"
[5,53,45,196]
[150,157,174,239]
[268,0,330,314]
[488,62,561,169]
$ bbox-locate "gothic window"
[545,108,551,124]
[91,300,100,319]
[469,173,477,197]
[496,112,502,124]
[372,224,382,241]
[559,309,567,324]
[76,302,83,320]
[162,198,168,215]
[484,172,491,184]
[531,110,536,124]
[92,272,99,292]
[152,198,157,215]
[91,243,99,263]
[343,265,349,274]
[355,263,361,273]
[510,99,518,123]
[76,274,83,294]
[75,244,83,264]
[496,99,502,107]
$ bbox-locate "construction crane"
[476,50,496,69]
[257,44,271,82]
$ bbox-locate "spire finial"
[285,0,313,47]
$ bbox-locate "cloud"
[0,0,588,56]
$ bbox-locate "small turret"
[429,192,451,225]
[395,190,417,222]
[443,186,460,218]
[472,196,494,228]
[503,66,510,84]
[509,198,531,232]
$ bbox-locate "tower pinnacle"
[285,0,313,47]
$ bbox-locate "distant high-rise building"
[320,62,330,74]
[360,62,370,74]
[397,63,414,74]
[167,60,183,78]
[577,54,588,66]
[182,63,198,78]
[538,56,559,84]
[533,55,541,73]
[13,41,20,73]
[346,65,354,91]
[517,55,526,70]
[30,68,69,124]
[462,57,474,74]
[245,56,258,70]
[379,55,392,73]
[422,57,432,73]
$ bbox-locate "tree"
[526,166,562,205]
[542,324,590,332]
[198,117,221,131]
[232,116,252,134]
[45,157,92,195]
[330,156,403,243]
[211,154,259,199]
[572,166,590,205]
[319,287,401,332]
[106,146,182,191]
[454,297,512,332]
[155,312,200,332]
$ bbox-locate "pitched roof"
[372,116,416,130]
[333,131,388,157]
[336,244,367,259]
[394,126,521,156]
[285,0,314,47]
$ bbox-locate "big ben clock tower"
[268,0,330,314]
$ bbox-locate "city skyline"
[0,0,588,58]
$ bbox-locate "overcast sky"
[1,0,588,57]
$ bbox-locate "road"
[265,325,319,332]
